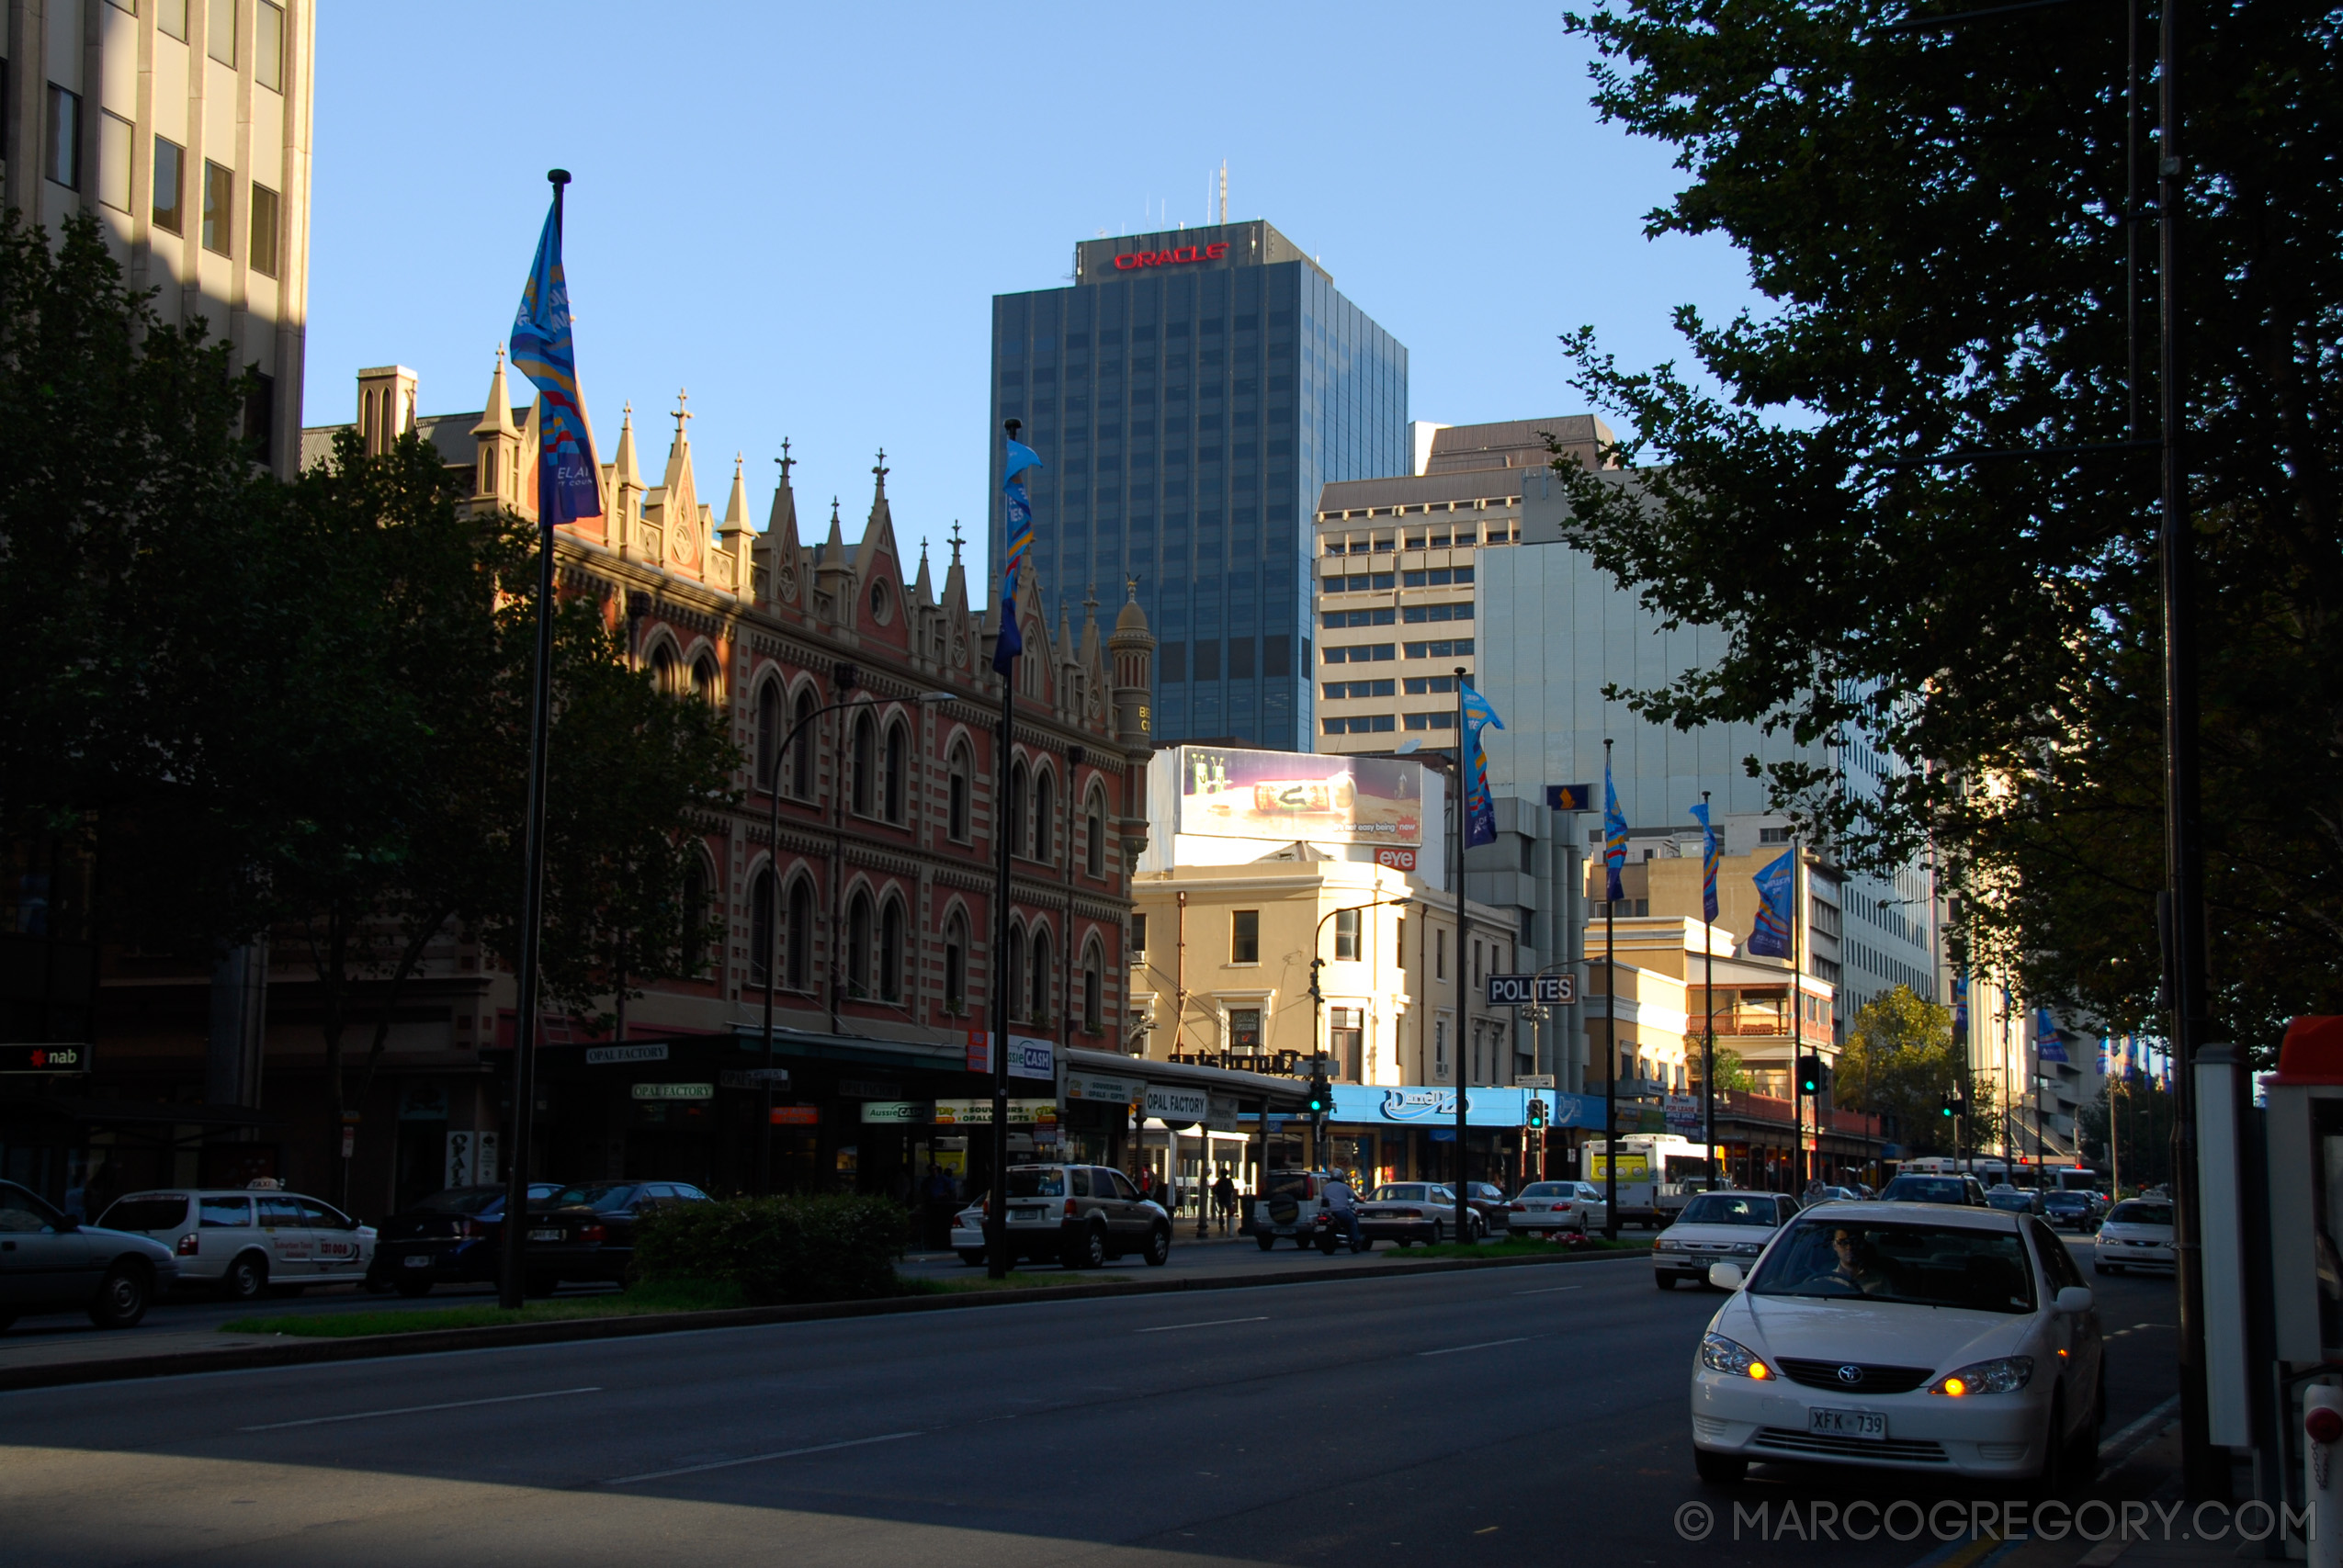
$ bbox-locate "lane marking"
[2093,1393,2180,1482]
[603,1430,922,1485]
[240,1386,600,1432]
[1513,1285,1583,1295]
[1135,1315,1270,1334]
[1419,1337,1532,1357]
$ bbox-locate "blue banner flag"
[994,435,1043,673]
[508,200,601,525]
[1747,850,1794,959]
[1602,757,1627,903]
[1460,684,1503,846]
[1691,801,1719,924]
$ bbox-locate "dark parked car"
[520,1181,712,1288]
[2043,1190,2103,1231]
[1458,1182,1509,1235]
[1985,1187,2046,1216]
[0,1179,177,1331]
[365,1183,566,1297]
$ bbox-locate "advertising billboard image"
[1175,746,1425,846]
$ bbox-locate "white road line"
[603,1430,923,1485]
[1134,1315,1270,1334]
[2094,1393,2180,1482]
[1419,1337,1533,1357]
[1513,1285,1583,1295]
[239,1386,601,1432]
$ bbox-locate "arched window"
[692,654,719,705]
[1084,793,1105,878]
[1032,767,1054,863]
[947,744,971,842]
[1004,923,1025,1021]
[883,723,908,824]
[748,866,775,987]
[852,712,876,817]
[1006,760,1028,857]
[786,877,813,990]
[678,854,709,976]
[1029,924,1052,1026]
[1082,951,1103,1033]
[789,688,817,798]
[847,891,874,998]
[754,682,783,791]
[944,914,967,1010]
[879,898,904,1002]
[650,643,678,694]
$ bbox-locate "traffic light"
[1797,1055,1828,1097]
[1307,1074,1330,1117]
[1527,1096,1547,1130]
[1940,1093,1957,1119]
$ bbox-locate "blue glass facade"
[990,223,1406,750]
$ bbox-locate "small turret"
[470,351,519,507]
[1109,577,1156,748]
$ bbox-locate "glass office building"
[990,221,1407,749]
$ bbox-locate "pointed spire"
[943,520,968,610]
[948,519,965,564]
[1081,582,1102,660]
[668,388,693,454]
[764,439,801,550]
[872,446,889,495]
[912,537,934,604]
[723,452,750,533]
[470,347,515,436]
[827,498,844,550]
[1057,598,1075,661]
[614,400,640,488]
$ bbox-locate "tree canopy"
[1834,986,2000,1155]
[1552,0,2342,1056]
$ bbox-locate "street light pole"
[1701,790,1716,1188]
[1453,671,1473,1244]
[985,420,1024,1282]
[1602,738,1617,1242]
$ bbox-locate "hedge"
[631,1194,907,1304]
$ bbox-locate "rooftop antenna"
[1220,159,1228,223]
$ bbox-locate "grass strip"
[1398,1236,1647,1261]
[220,1280,748,1338]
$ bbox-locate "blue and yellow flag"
[994,435,1043,673]
[1460,684,1503,846]
[509,199,601,525]
[1748,850,1794,958]
[1602,756,1628,903]
[1691,801,1719,923]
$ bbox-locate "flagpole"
[1453,668,1470,1243]
[498,166,569,1311]
[1602,738,1617,1242]
[985,420,1023,1281]
[1792,840,1805,1194]
[1701,791,1715,1187]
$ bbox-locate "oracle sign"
[1114,242,1228,271]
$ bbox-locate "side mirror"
[2054,1285,2093,1314]
[1707,1261,1745,1291]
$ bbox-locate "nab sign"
[1486,974,1575,1007]
[0,1043,89,1073]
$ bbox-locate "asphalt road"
[1,1239,2178,1568]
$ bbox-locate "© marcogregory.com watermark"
[1670,1497,2315,1544]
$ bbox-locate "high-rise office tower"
[990,221,1406,749]
[4,0,315,478]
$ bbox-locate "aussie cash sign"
[1008,1034,1057,1081]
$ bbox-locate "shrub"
[631,1194,906,1305]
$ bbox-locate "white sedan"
[2093,1198,2174,1275]
[1689,1201,2105,1484]
[1652,1190,1799,1289]
[1506,1181,1604,1238]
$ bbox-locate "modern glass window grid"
[44,85,81,190]
[153,136,185,233]
[249,183,280,277]
[201,160,232,255]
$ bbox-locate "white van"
[96,1186,376,1300]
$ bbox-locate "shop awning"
[1059,1045,1314,1113]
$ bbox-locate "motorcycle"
[1313,1207,1370,1255]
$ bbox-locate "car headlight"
[1733,1242,1765,1256]
[1932,1356,2033,1396]
[1700,1332,1773,1380]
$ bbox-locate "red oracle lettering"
[1109,243,1228,271]
[1206,242,1228,258]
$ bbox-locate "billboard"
[1175,746,1425,847]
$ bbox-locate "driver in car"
[1817,1226,1895,1295]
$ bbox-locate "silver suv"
[952,1165,1172,1269]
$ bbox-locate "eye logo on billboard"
[1113,242,1229,270]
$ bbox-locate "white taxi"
[1690,1202,2104,1485]
[96,1183,376,1301]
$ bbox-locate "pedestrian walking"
[1212,1170,1237,1235]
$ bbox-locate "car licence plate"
[1809,1408,1885,1440]
[1011,1207,1045,1222]
[402,1254,432,1268]
[528,1228,564,1242]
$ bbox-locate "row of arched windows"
[739,861,1104,1030]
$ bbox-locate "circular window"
[868,580,892,623]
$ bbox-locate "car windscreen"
[1517,1183,1569,1199]
[1750,1219,2038,1314]
[2107,1201,2173,1226]
[99,1197,190,1232]
[1986,1192,2035,1211]
[554,1184,642,1211]
[1679,1194,1778,1226]
[1006,1169,1066,1198]
[2044,1192,2088,1206]
[1262,1173,1312,1201]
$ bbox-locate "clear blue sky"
[306,2,1760,589]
